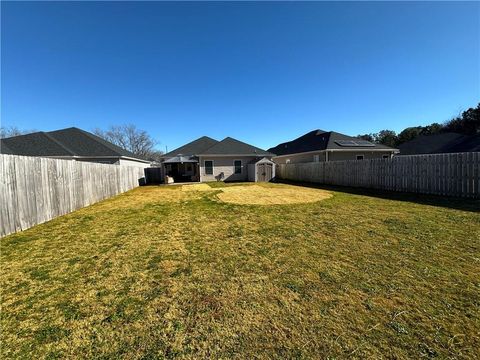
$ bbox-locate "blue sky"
[1,1,479,151]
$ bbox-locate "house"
[268,129,398,164]
[0,127,151,167]
[398,132,480,155]
[160,136,275,182]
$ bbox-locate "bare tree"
[93,124,162,160]
[0,126,36,139]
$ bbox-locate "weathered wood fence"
[1,154,146,237]
[276,152,480,199]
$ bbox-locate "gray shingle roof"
[163,136,219,157]
[398,132,480,155]
[200,137,274,156]
[268,130,396,156]
[1,132,74,156]
[163,136,273,158]
[0,127,148,162]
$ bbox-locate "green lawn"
[1,182,479,359]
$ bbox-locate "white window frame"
[204,160,214,175]
[356,155,364,160]
[233,159,242,174]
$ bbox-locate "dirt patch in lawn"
[216,184,332,205]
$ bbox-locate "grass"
[1,182,479,359]
[181,182,332,205]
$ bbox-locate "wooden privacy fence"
[1,154,146,237]
[276,152,480,199]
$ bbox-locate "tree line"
[356,103,480,148]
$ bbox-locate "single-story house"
[398,132,480,155]
[160,136,275,182]
[268,129,398,164]
[0,127,151,167]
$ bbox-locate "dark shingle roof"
[200,137,274,156]
[398,132,480,155]
[268,129,396,156]
[0,141,13,154]
[48,127,141,158]
[0,127,148,161]
[163,136,219,157]
[1,132,73,156]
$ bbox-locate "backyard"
[1,182,479,359]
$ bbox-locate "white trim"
[233,159,242,174]
[204,160,214,175]
[273,148,398,159]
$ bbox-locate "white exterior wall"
[273,151,326,164]
[199,156,257,182]
[118,158,151,168]
[76,157,118,165]
[273,150,394,164]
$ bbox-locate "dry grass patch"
[216,183,332,205]
[181,183,213,192]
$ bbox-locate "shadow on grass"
[277,180,480,213]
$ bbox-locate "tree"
[444,103,480,134]
[356,133,375,142]
[93,124,162,160]
[375,130,398,147]
[0,126,35,139]
[420,122,443,136]
[397,127,422,144]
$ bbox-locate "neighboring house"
[0,127,151,167]
[161,136,275,182]
[398,132,480,155]
[268,129,398,164]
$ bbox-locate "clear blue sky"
[2,1,479,151]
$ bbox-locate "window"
[356,155,364,160]
[382,155,390,159]
[204,160,213,175]
[313,154,320,162]
[234,160,242,174]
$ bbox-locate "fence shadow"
[277,180,480,213]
